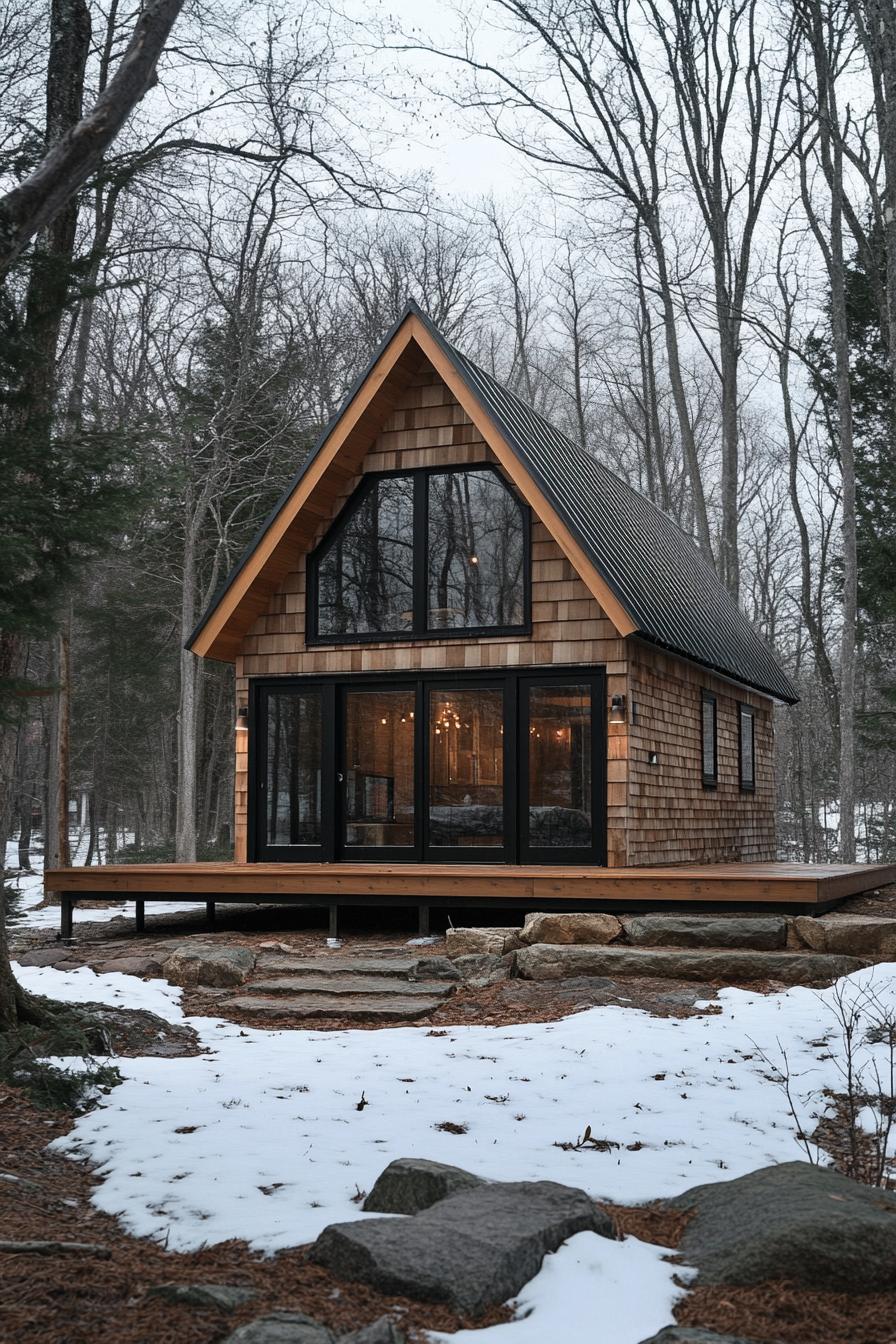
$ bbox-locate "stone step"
[621,914,788,951]
[224,993,445,1021]
[515,944,866,985]
[246,975,454,999]
[255,955,422,978]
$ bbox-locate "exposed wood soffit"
[190,313,638,661]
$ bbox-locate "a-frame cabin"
[47,303,896,931]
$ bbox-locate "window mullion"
[413,472,428,635]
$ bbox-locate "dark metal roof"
[416,305,798,704]
[190,299,797,703]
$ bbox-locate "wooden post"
[329,904,339,939]
[135,899,145,934]
[417,904,430,937]
[60,895,73,941]
[206,901,216,929]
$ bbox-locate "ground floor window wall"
[251,669,606,865]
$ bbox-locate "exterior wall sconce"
[235,706,249,733]
[609,693,626,724]
[648,751,659,766]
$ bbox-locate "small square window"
[739,704,756,793]
[701,691,717,788]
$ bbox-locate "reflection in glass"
[429,688,504,847]
[317,476,414,635]
[266,692,322,846]
[344,689,415,847]
[528,685,592,848]
[427,471,525,629]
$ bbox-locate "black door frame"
[518,672,606,864]
[249,666,606,865]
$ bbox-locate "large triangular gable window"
[308,466,530,643]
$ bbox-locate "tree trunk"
[175,517,198,863]
[45,622,72,870]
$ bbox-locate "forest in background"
[2,0,896,877]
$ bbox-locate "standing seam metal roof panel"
[420,312,797,705]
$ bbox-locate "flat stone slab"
[247,975,453,999]
[224,994,445,1021]
[363,1158,486,1214]
[310,1179,612,1316]
[256,956,420,978]
[664,1161,896,1291]
[623,915,787,951]
[223,1312,334,1344]
[147,1282,256,1310]
[515,944,865,984]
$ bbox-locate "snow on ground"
[14,962,186,1021]
[13,960,895,1255]
[14,958,895,1342]
[4,841,203,929]
[428,1232,691,1344]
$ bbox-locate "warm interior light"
[469,555,479,564]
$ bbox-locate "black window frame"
[700,689,718,789]
[738,702,756,793]
[306,465,531,646]
[247,666,606,866]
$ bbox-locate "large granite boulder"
[446,928,522,957]
[363,1157,486,1214]
[163,943,255,988]
[664,1161,896,1291]
[793,914,896,960]
[520,912,622,946]
[222,1313,333,1344]
[310,1179,612,1316]
[623,915,787,951]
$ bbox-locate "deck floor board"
[44,860,896,910]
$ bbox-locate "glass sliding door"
[260,687,327,859]
[251,668,604,865]
[340,687,417,856]
[426,686,508,858]
[521,678,603,862]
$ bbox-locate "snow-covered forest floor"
[7,852,896,1342]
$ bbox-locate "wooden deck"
[44,860,896,938]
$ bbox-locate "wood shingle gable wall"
[233,366,630,863]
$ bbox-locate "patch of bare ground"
[183,975,784,1033]
[0,1084,512,1344]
